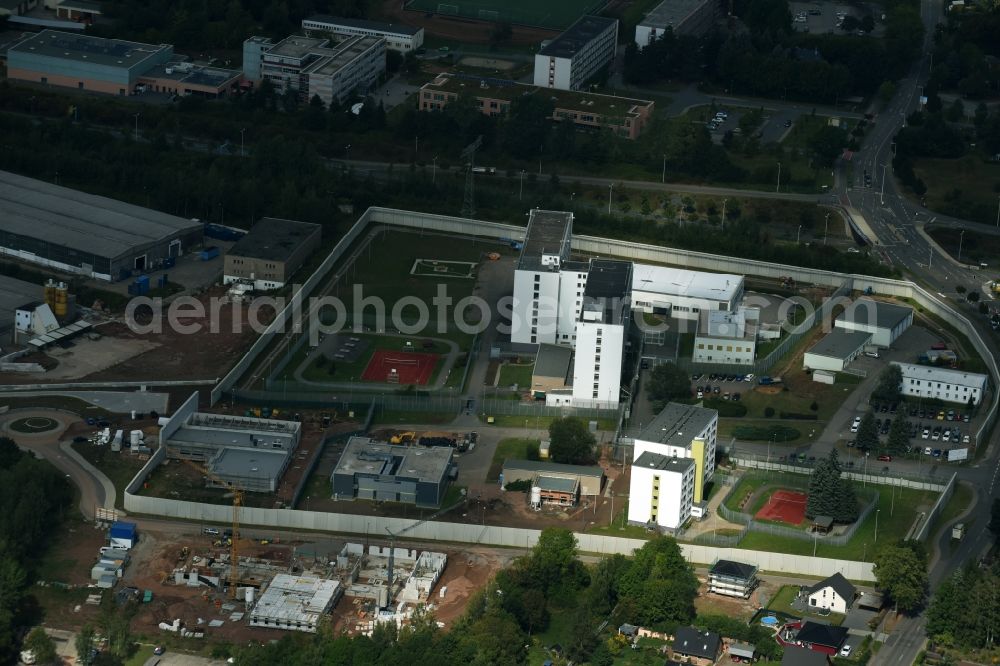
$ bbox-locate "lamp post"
[797,225,802,244]
[519,170,525,200]
[996,195,1000,228]
[958,229,966,264]
[608,183,614,214]
[824,212,830,245]
[722,198,728,226]
[662,154,666,184]
[929,246,933,269]
[432,156,438,185]
[776,162,782,193]
[240,127,246,157]
[133,112,140,141]
[874,509,881,544]
[345,144,351,162]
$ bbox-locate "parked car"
[745,373,755,382]
[963,435,971,444]
[921,428,929,440]
[877,455,892,462]
[963,414,971,423]
[733,392,741,401]
[924,447,932,455]
[840,645,853,658]
[932,449,942,458]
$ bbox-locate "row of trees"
[927,562,1000,650]
[0,438,74,663]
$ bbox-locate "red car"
[877,455,892,462]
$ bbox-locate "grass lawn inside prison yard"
[497,362,534,390]
[737,482,940,561]
[488,437,541,481]
[71,441,147,508]
[314,229,495,341]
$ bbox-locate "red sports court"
[361,349,438,385]
[754,489,808,526]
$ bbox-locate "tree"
[24,627,58,665]
[645,362,692,405]
[877,81,897,107]
[873,543,928,614]
[855,411,879,452]
[806,450,858,522]
[871,365,902,404]
[75,626,95,665]
[886,412,910,455]
[0,437,23,469]
[968,291,980,303]
[547,417,596,465]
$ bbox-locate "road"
[830,0,1000,659]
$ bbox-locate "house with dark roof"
[672,627,721,665]
[708,559,758,598]
[794,622,848,655]
[781,645,830,666]
[805,572,856,614]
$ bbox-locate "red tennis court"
[361,349,438,385]
[755,489,808,526]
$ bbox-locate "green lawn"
[488,438,540,481]
[588,500,658,539]
[767,584,845,625]
[720,419,806,444]
[72,442,146,507]
[283,333,454,384]
[927,224,1000,268]
[723,475,772,514]
[928,481,974,546]
[497,362,534,389]
[0,395,113,417]
[914,156,1000,227]
[739,484,940,561]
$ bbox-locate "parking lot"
[702,105,798,146]
[789,1,886,36]
[692,372,757,401]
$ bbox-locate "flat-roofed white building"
[302,15,424,52]
[533,15,618,90]
[834,298,913,347]
[803,329,872,372]
[630,264,744,321]
[572,259,632,409]
[892,362,988,405]
[693,306,759,365]
[628,450,696,529]
[511,209,575,346]
[630,403,717,503]
[250,574,343,632]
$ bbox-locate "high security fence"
[716,471,879,547]
[915,472,958,542]
[211,206,998,450]
[123,450,875,579]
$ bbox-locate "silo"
[54,282,68,318]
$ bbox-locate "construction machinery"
[389,431,416,445]
[180,458,245,599]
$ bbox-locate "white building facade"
[630,264,744,321]
[834,298,913,347]
[692,307,759,365]
[892,362,988,405]
[631,403,718,503]
[302,15,424,52]
[511,210,575,345]
[627,451,695,529]
[533,16,618,90]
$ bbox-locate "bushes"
[779,412,819,420]
[702,399,748,417]
[505,479,532,492]
[764,407,776,418]
[731,425,801,441]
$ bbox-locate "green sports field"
[405,0,607,30]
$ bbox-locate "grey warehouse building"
[332,437,454,508]
[0,171,203,281]
[159,393,301,493]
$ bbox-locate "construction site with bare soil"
[118,527,504,645]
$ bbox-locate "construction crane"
[181,458,245,599]
[382,490,468,606]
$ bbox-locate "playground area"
[361,348,440,385]
[410,259,477,279]
[754,489,808,526]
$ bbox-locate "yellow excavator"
[390,431,416,445]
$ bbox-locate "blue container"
[200,246,220,261]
